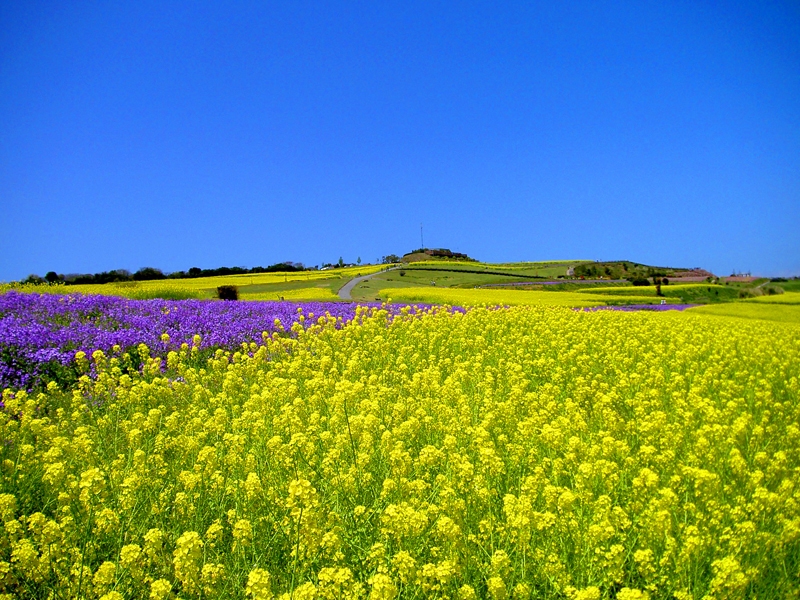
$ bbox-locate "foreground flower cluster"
[1,306,799,599]
[0,292,402,390]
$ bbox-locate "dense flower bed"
[0,291,423,390]
[0,305,797,598]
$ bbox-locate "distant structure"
[725,274,757,283]
[566,267,575,277]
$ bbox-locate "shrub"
[632,278,650,286]
[764,286,785,296]
[738,288,764,299]
[217,285,239,300]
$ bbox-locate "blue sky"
[1,1,798,280]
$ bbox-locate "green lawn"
[350,270,510,301]
[348,260,604,300]
[397,260,580,279]
[772,279,800,292]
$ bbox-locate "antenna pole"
[420,223,424,250]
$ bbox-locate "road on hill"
[338,267,396,300]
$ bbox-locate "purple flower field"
[0,292,416,390]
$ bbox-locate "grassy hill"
[348,261,588,301]
[7,258,797,322]
[572,260,700,280]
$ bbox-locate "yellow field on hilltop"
[2,305,798,598]
[83,264,386,292]
[0,265,388,300]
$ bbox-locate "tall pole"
[420,223,424,250]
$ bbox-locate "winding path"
[338,267,397,300]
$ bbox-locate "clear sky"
[1,1,798,280]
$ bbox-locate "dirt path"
[338,267,397,300]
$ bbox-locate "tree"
[133,267,166,281]
[653,274,665,297]
[217,285,239,300]
[357,257,362,265]
[45,271,62,283]
[338,257,344,268]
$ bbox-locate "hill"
[573,261,715,282]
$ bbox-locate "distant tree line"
[401,248,476,261]
[574,261,674,283]
[25,262,309,285]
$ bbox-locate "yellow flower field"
[575,285,723,297]
[83,283,204,301]
[687,303,800,324]
[743,292,800,305]
[242,288,341,302]
[378,287,675,307]
[1,265,388,300]
[109,265,386,292]
[1,305,798,598]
